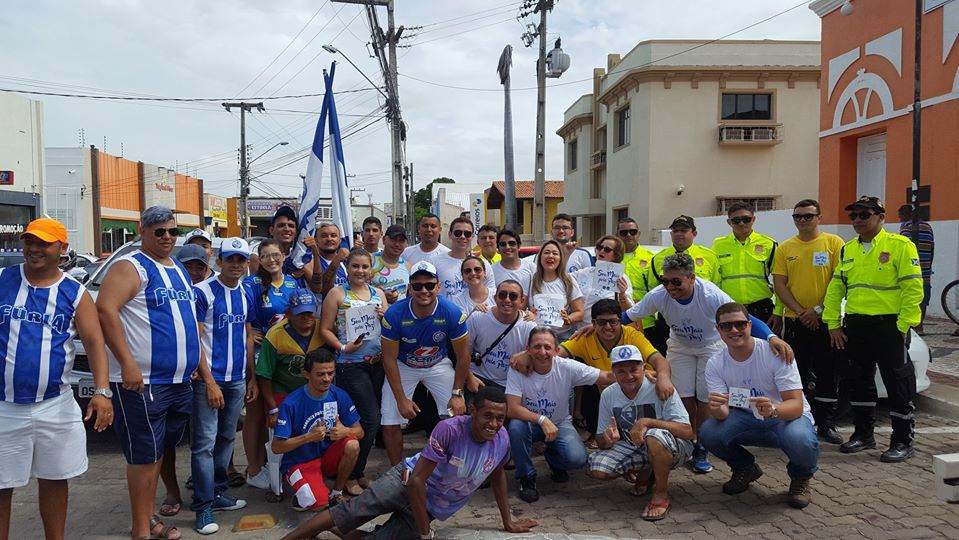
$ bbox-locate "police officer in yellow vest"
[617,217,656,330]
[712,201,781,330]
[823,196,923,463]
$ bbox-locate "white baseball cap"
[409,261,438,279]
[610,345,644,366]
[219,237,251,259]
[184,228,212,244]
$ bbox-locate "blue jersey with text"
[0,266,85,403]
[274,384,360,475]
[244,274,298,332]
[195,277,252,382]
[381,297,468,368]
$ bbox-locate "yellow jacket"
[712,232,777,305]
[623,248,656,328]
[651,244,720,283]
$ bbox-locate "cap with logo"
[844,195,885,213]
[21,218,68,244]
[669,215,696,230]
[385,224,407,239]
[177,244,210,266]
[219,237,251,259]
[184,228,212,244]
[610,345,644,366]
[409,261,438,279]
[272,205,298,225]
[289,288,318,315]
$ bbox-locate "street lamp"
[322,45,390,101]
[248,141,289,165]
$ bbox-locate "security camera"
[677,184,685,195]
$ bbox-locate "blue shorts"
[111,382,192,465]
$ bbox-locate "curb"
[916,380,959,420]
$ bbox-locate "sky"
[1,0,821,204]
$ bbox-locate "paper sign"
[593,261,625,292]
[812,252,829,267]
[345,304,379,342]
[728,387,751,409]
[749,400,765,420]
[323,401,338,428]
[533,294,566,327]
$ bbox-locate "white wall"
[45,147,95,254]
[0,92,45,200]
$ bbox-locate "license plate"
[78,379,96,398]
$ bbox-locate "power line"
[0,86,380,102]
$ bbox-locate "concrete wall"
[0,92,45,201]
[45,147,95,254]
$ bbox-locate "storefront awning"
[100,218,138,235]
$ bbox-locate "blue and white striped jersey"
[106,250,201,385]
[194,277,252,382]
[0,265,85,404]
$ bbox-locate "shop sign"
[247,199,298,218]
[0,171,12,185]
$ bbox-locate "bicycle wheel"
[942,279,959,325]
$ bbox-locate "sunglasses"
[410,282,438,291]
[593,318,620,327]
[596,244,615,254]
[792,213,819,222]
[462,266,484,275]
[259,253,283,262]
[718,320,749,332]
[618,229,639,237]
[496,291,519,301]
[660,277,684,287]
[848,211,874,221]
[729,216,753,225]
[452,230,473,238]
[153,227,180,237]
[498,240,518,248]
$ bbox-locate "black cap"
[272,205,297,225]
[385,224,407,239]
[669,215,696,230]
[844,195,885,213]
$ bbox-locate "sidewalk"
[915,317,959,418]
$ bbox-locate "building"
[556,40,821,245]
[239,196,389,240]
[810,0,959,316]
[485,180,564,242]
[0,92,45,251]
[204,193,229,235]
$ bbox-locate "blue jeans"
[335,362,384,480]
[508,419,587,480]
[699,408,819,479]
[190,379,246,513]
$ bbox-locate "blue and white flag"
[289,63,351,270]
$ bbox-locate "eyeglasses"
[410,282,438,291]
[259,253,283,262]
[498,240,518,248]
[848,211,874,221]
[596,244,615,254]
[729,216,753,225]
[496,291,519,301]
[618,229,639,237]
[552,225,573,231]
[593,318,620,327]
[718,320,749,332]
[462,266,484,275]
[792,213,819,222]
[452,230,473,238]
[660,277,684,287]
[153,227,180,237]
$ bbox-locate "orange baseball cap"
[21,218,68,244]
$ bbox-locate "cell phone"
[353,333,366,344]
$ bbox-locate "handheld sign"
[728,387,751,409]
[323,402,338,429]
[345,304,379,342]
[533,293,566,328]
[593,261,625,292]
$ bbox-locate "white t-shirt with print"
[597,381,690,442]
[505,357,599,423]
[451,287,496,320]
[530,277,584,330]
[705,338,812,422]
[433,252,495,299]
[402,243,451,266]
[625,277,732,347]
[467,312,537,386]
[492,258,535,295]
[572,267,633,324]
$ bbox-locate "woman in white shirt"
[450,255,496,319]
[572,235,633,325]
[530,240,585,339]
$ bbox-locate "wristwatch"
[450,388,464,398]
[770,405,779,419]
[813,305,824,315]
[93,387,114,399]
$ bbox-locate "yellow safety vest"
[623,248,656,328]
[822,228,923,334]
[651,244,720,284]
[712,232,777,305]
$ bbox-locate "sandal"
[642,499,670,521]
[344,479,364,496]
[228,471,246,487]
[158,499,181,517]
[625,468,654,496]
[149,515,182,540]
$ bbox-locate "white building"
[0,92,45,250]
[556,40,822,244]
[45,147,96,254]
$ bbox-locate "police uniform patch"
[755,245,763,254]
[911,258,920,266]
[695,258,704,266]
[879,252,890,264]
[639,260,647,268]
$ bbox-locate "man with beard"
[371,225,411,303]
[309,222,349,298]
[465,280,537,395]
[549,214,593,273]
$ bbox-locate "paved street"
[8,401,959,539]
[923,317,959,379]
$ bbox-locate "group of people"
[0,192,924,539]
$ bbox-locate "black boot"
[814,400,842,444]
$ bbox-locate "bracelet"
[340,343,347,353]
[537,415,546,426]
[268,407,279,415]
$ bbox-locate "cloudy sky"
[2,0,821,204]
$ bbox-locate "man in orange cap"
[0,218,113,539]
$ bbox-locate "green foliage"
[414,177,454,224]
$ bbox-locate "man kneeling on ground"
[279,386,538,540]
[272,349,363,511]
[699,302,819,509]
[587,345,693,521]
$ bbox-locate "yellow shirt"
[623,248,656,328]
[651,244,720,283]
[560,326,658,373]
[771,232,845,318]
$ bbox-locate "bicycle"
[942,278,959,325]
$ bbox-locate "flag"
[326,65,352,251]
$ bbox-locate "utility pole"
[498,45,517,232]
[522,0,556,242]
[406,162,415,224]
[222,101,265,237]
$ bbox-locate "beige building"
[557,40,822,244]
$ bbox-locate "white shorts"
[0,391,88,489]
[381,360,455,426]
[667,339,725,402]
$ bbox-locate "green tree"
[414,177,454,224]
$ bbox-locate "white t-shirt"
[505,357,599,423]
[530,277,584,330]
[492,258,535,295]
[566,248,594,274]
[625,277,732,347]
[705,339,812,422]
[402,242,451,266]
[433,252,495,299]
[466,312,537,386]
[572,267,633,324]
[451,287,496,320]
[597,381,690,442]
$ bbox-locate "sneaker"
[212,494,247,512]
[246,468,270,490]
[722,463,763,495]
[549,468,569,483]
[518,477,539,503]
[195,507,219,535]
[691,443,713,474]
[786,477,812,509]
[328,491,346,508]
[817,426,843,445]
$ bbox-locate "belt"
[845,314,897,322]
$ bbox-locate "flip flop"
[344,480,364,496]
[149,515,182,539]
[642,500,670,522]
[158,499,181,517]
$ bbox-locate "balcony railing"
[590,150,607,170]
[718,124,783,145]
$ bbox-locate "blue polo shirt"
[381,297,468,369]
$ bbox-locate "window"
[568,140,578,171]
[615,207,629,224]
[716,196,778,215]
[615,106,630,147]
[721,93,772,121]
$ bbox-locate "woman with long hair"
[450,255,496,319]
[572,235,633,325]
[530,240,585,340]
[319,247,389,495]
